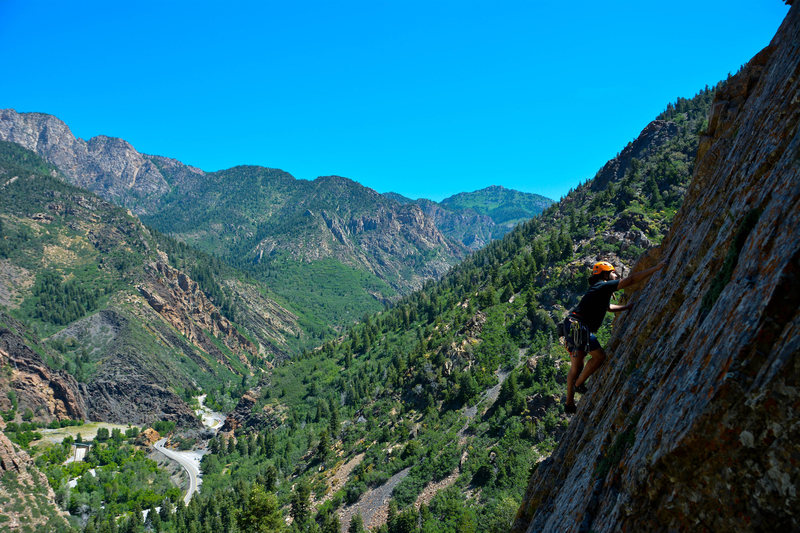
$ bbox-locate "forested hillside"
[0,140,305,427]
[140,168,465,330]
[140,87,715,533]
[0,109,561,334]
[440,185,553,230]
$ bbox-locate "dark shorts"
[566,333,601,356]
[561,316,602,355]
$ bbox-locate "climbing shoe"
[575,383,588,394]
[565,403,577,414]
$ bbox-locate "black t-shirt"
[570,279,620,332]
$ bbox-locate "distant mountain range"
[385,185,554,250]
[0,109,553,328]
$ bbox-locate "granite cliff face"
[514,6,799,532]
[0,110,170,211]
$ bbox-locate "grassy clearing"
[31,422,132,445]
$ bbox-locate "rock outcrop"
[414,198,496,251]
[0,315,86,422]
[87,375,199,428]
[139,261,260,369]
[0,110,170,212]
[249,175,466,294]
[514,6,799,532]
[220,387,288,433]
[45,302,204,427]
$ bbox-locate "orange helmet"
[592,261,615,275]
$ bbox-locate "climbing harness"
[559,315,591,354]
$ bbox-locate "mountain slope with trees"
[385,186,555,251]
[0,110,558,332]
[141,167,466,328]
[158,86,716,533]
[440,185,553,228]
[0,140,306,427]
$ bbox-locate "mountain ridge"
[0,140,304,427]
[383,185,555,251]
[1,111,546,328]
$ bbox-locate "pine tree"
[159,499,171,524]
[290,481,311,526]
[148,505,161,532]
[317,430,331,461]
[329,398,340,438]
[319,506,340,533]
[348,513,366,533]
[261,464,278,492]
[237,483,284,532]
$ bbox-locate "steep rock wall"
[0,317,86,422]
[514,6,799,532]
[139,261,259,368]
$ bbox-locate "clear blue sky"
[0,1,790,201]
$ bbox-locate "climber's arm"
[617,261,666,290]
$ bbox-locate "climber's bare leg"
[575,348,606,388]
[566,350,585,407]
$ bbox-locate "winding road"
[153,438,202,505]
[151,395,222,505]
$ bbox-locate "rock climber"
[562,260,665,414]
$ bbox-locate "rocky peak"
[514,6,799,531]
[0,109,170,211]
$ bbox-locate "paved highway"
[153,438,203,505]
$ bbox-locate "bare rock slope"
[0,315,86,422]
[514,6,799,532]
